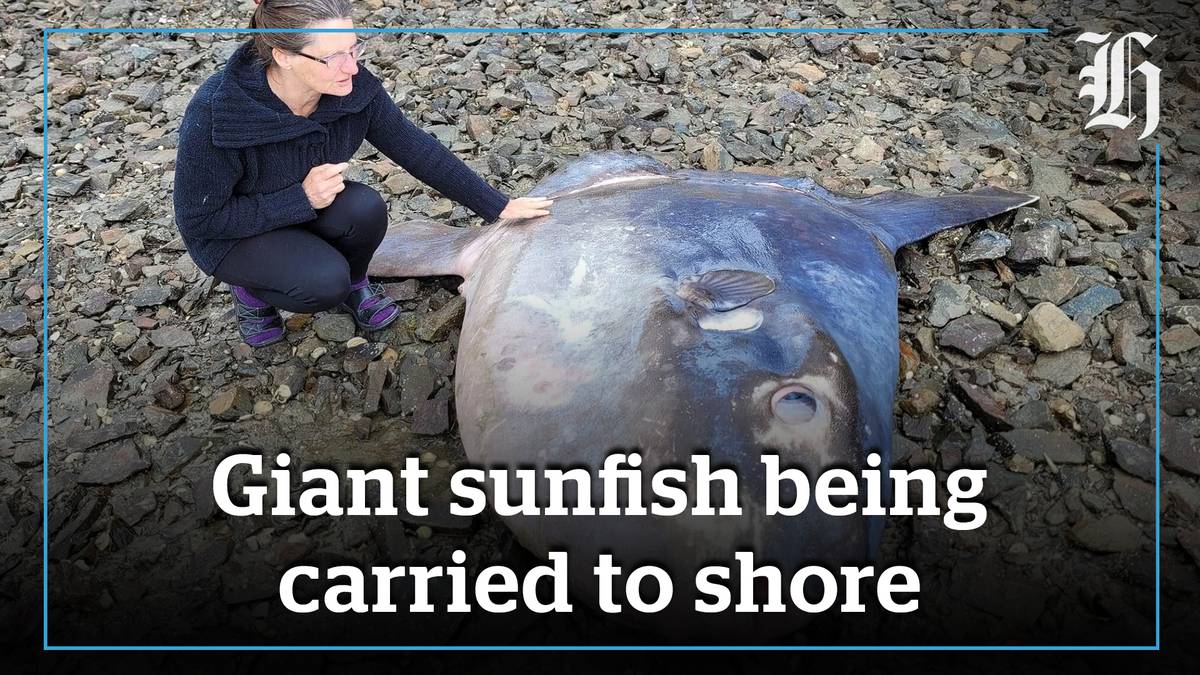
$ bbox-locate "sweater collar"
[210,40,382,149]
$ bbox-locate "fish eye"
[771,386,818,424]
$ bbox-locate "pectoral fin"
[677,269,776,318]
[367,220,490,278]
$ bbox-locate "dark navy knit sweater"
[172,40,510,275]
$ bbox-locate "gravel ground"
[1,0,1198,666]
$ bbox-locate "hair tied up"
[248,0,352,68]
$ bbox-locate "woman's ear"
[271,46,293,70]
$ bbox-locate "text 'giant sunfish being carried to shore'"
[369,151,1036,636]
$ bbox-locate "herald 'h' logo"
[1076,32,1161,140]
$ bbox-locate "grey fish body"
[369,152,1036,636]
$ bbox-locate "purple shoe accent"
[231,285,270,309]
[349,277,385,311]
[231,286,285,347]
[243,323,285,348]
[340,277,399,331]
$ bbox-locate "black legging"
[213,181,388,313]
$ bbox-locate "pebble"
[937,315,1007,358]
[0,307,29,334]
[416,296,466,342]
[1006,223,1061,267]
[209,386,253,421]
[149,326,195,348]
[958,229,1010,262]
[76,442,151,485]
[1059,285,1123,329]
[1000,429,1087,464]
[1070,515,1142,553]
[0,367,35,396]
[927,279,971,328]
[1162,325,1200,355]
[1021,303,1085,352]
[1030,349,1091,387]
[314,314,356,342]
[1066,199,1127,231]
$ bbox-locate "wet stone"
[61,360,114,409]
[6,335,37,357]
[1070,514,1142,553]
[1067,199,1127,231]
[129,284,171,307]
[110,486,158,527]
[1006,224,1061,267]
[363,360,389,414]
[1030,349,1091,387]
[152,436,208,479]
[1059,285,1123,329]
[209,386,253,421]
[0,307,29,334]
[928,279,971,328]
[1162,325,1200,355]
[149,326,195,348]
[1109,438,1155,482]
[937,315,1007,358]
[103,198,149,222]
[76,441,150,485]
[1162,418,1200,477]
[78,290,117,317]
[958,229,1010,262]
[66,419,138,452]
[1010,399,1057,431]
[48,174,89,197]
[416,296,466,342]
[1015,267,1086,305]
[1000,429,1087,464]
[314,314,356,342]
[411,395,450,435]
[398,356,440,413]
[952,374,1012,431]
[1022,303,1085,353]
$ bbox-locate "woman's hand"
[303,162,349,209]
[499,196,553,221]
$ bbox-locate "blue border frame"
[40,25,1162,651]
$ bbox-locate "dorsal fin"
[827,186,1038,253]
[528,151,673,198]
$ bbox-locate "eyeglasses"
[292,38,368,68]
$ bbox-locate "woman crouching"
[172,0,551,347]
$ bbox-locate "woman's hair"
[248,0,353,68]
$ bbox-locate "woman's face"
[275,18,358,97]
